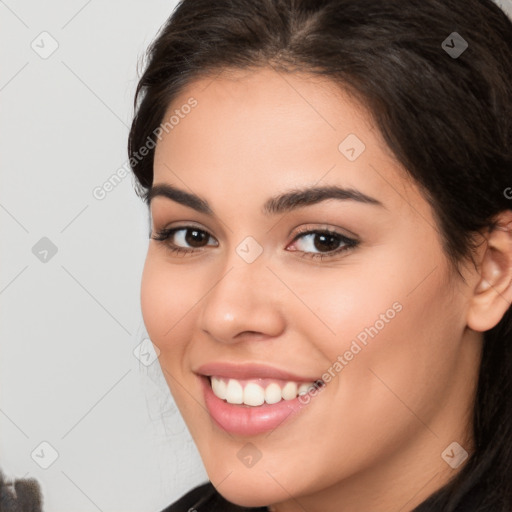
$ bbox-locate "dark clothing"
[161,480,491,512]
[161,482,268,511]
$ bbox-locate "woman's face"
[141,67,482,510]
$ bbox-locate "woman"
[128,0,512,510]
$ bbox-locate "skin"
[140,67,512,512]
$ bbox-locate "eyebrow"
[145,183,385,215]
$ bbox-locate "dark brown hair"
[128,1,512,509]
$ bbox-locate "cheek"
[140,249,198,352]
[313,232,458,365]
[318,259,461,431]
[291,240,460,409]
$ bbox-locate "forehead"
[152,66,418,209]
[156,67,372,159]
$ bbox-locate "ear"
[467,210,512,332]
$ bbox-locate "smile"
[196,362,324,435]
[209,376,320,406]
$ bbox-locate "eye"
[151,225,359,260]
[151,226,218,255]
[287,227,359,260]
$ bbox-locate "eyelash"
[151,225,359,260]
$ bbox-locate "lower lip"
[200,376,311,436]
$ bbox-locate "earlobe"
[467,210,512,333]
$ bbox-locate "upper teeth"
[210,377,317,406]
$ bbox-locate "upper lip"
[195,362,321,382]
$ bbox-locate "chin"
[212,481,281,509]
[203,458,309,508]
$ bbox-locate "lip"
[195,362,324,436]
[199,375,313,436]
[195,361,321,382]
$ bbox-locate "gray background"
[0,1,207,511]
[1,1,511,511]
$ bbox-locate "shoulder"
[413,479,496,512]
[159,481,214,512]
[159,481,269,512]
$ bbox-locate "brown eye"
[151,226,218,255]
[288,228,359,260]
[183,228,210,247]
[312,232,341,252]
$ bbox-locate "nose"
[198,255,286,344]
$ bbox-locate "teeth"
[298,383,314,395]
[243,382,265,406]
[211,376,227,400]
[281,381,297,400]
[210,377,318,406]
[225,379,243,404]
[264,383,282,404]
